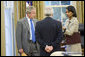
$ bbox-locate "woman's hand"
[62,27,66,30]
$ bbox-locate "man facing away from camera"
[35,7,63,56]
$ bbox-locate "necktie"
[30,19,36,43]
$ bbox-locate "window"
[45,1,75,26]
[4,1,16,56]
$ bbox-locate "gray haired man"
[16,6,40,56]
[35,7,63,56]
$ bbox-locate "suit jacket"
[16,17,39,55]
[64,17,81,45]
[64,17,79,36]
[35,17,63,53]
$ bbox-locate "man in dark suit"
[16,6,40,56]
[35,7,63,56]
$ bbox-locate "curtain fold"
[14,1,26,56]
[1,1,6,56]
[33,1,45,21]
[18,1,26,19]
[76,1,84,24]
[14,1,26,27]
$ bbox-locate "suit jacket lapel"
[24,18,30,31]
[24,18,37,31]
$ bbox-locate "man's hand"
[49,46,53,51]
[45,45,53,53]
[19,49,24,54]
[19,49,27,56]
[45,45,50,53]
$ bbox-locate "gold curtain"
[14,1,18,56]
[14,1,26,56]
[32,1,45,21]
[76,1,84,24]
[1,1,6,56]
[14,1,26,27]
[18,1,26,19]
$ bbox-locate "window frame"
[45,1,76,25]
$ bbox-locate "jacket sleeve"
[64,21,79,36]
[16,21,23,51]
[51,22,63,48]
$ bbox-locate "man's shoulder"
[36,17,50,23]
[33,19,38,22]
[36,20,44,27]
[17,17,27,23]
[36,21,41,24]
[36,18,61,24]
[53,19,61,24]
[57,20,62,24]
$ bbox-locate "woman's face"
[66,9,73,18]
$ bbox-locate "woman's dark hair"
[66,5,77,17]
